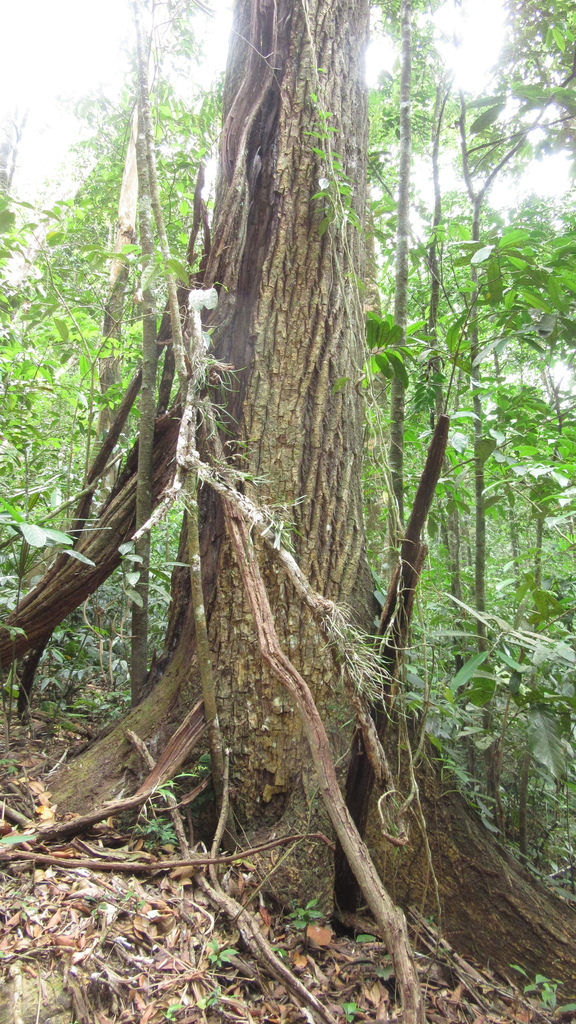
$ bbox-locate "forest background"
[2,0,576,1016]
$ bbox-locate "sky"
[0,0,573,206]
[0,0,232,200]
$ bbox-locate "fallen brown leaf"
[306,923,333,948]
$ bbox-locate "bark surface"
[34,0,576,993]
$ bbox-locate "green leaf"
[127,588,143,607]
[373,354,393,378]
[552,26,566,51]
[467,676,497,706]
[53,318,69,342]
[527,707,565,779]
[450,651,489,692]
[62,549,96,566]
[386,350,409,387]
[42,527,73,546]
[469,104,505,134]
[496,651,526,673]
[499,230,530,248]
[471,245,494,265]
[332,377,349,393]
[0,832,38,846]
[477,438,497,463]
[166,258,190,286]
[18,523,47,547]
[0,210,16,233]
[0,497,24,522]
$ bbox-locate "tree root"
[224,502,426,1024]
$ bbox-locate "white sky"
[0,0,573,206]
[0,0,232,200]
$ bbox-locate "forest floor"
[1,709,574,1024]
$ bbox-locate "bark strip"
[224,503,425,1024]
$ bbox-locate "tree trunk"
[388,0,412,536]
[97,112,138,442]
[34,0,576,995]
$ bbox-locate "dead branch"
[0,832,333,874]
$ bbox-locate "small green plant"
[207,938,239,968]
[524,975,559,1010]
[288,898,323,931]
[341,1001,359,1022]
[511,966,561,1009]
[133,817,177,849]
[196,987,220,1010]
[163,1004,183,1021]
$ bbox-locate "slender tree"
[388,0,412,538]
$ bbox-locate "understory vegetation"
[2,0,576,1017]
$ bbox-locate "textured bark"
[98,112,138,439]
[131,30,160,704]
[195,0,374,820]
[388,0,412,533]
[42,0,576,994]
[368,748,576,994]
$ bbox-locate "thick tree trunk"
[51,0,374,871]
[367,747,576,992]
[41,0,576,995]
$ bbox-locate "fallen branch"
[0,833,332,873]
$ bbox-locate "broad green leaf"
[553,27,566,51]
[450,651,489,692]
[471,245,494,265]
[79,353,92,377]
[0,496,24,522]
[0,210,16,233]
[386,350,409,387]
[496,651,526,673]
[486,260,503,303]
[18,523,47,547]
[127,588,144,607]
[519,289,551,312]
[0,832,38,846]
[166,257,190,286]
[527,707,565,779]
[476,438,497,463]
[373,354,393,378]
[53,318,69,342]
[469,103,505,134]
[332,377,349,393]
[467,676,497,706]
[499,230,530,248]
[43,527,73,546]
[62,549,96,566]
